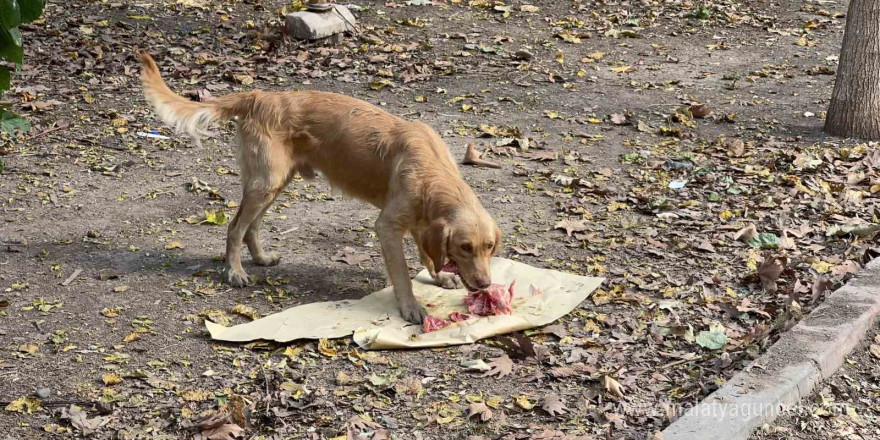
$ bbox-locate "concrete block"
[285,5,356,41]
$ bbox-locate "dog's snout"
[475,275,492,289]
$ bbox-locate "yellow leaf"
[515,395,535,410]
[611,65,634,73]
[102,372,122,386]
[5,397,42,414]
[122,332,140,343]
[486,395,503,409]
[164,240,185,250]
[318,339,338,357]
[19,343,39,354]
[284,346,303,361]
[231,304,260,320]
[180,388,212,402]
[719,210,734,221]
[555,53,564,64]
[812,261,832,274]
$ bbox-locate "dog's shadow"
[13,240,388,304]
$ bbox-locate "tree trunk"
[825,0,880,139]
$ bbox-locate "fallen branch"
[462,143,501,169]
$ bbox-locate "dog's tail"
[138,51,252,146]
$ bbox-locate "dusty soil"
[751,323,880,440]
[1,0,879,439]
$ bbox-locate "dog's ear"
[492,224,502,256]
[422,219,449,273]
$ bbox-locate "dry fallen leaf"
[482,354,514,378]
[726,139,745,157]
[734,224,758,243]
[603,375,625,398]
[512,244,541,256]
[64,405,109,435]
[195,414,245,440]
[540,393,568,416]
[331,247,371,265]
[689,104,712,118]
[758,256,786,292]
[468,402,493,421]
[554,218,589,236]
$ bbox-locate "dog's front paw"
[254,252,282,267]
[400,301,428,325]
[435,271,465,289]
[225,267,250,287]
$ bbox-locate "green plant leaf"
[0,26,23,64]
[696,330,727,350]
[19,0,43,23]
[0,109,31,134]
[0,0,22,28]
[0,65,9,91]
[747,233,779,250]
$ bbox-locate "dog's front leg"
[376,215,427,325]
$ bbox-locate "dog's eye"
[461,244,473,253]
[486,243,494,250]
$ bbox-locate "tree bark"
[825,0,880,139]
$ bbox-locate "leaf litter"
[0,0,875,439]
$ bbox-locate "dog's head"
[421,207,501,291]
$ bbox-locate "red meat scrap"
[449,311,471,322]
[463,280,516,316]
[422,315,452,333]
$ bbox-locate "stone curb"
[662,258,880,440]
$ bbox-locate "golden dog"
[138,52,501,324]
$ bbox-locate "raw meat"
[423,315,452,333]
[440,260,458,273]
[449,312,471,322]
[463,281,516,316]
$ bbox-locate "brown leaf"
[689,104,712,118]
[462,143,502,169]
[758,256,786,292]
[331,247,371,265]
[603,375,625,398]
[811,276,831,303]
[194,414,244,440]
[870,344,880,359]
[521,150,558,161]
[468,402,493,422]
[540,393,568,416]
[733,224,758,243]
[725,139,745,157]
[496,333,549,361]
[64,405,108,435]
[541,324,567,338]
[554,218,589,236]
[512,244,542,256]
[482,354,514,378]
[695,239,716,253]
[609,113,629,125]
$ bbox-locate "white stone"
[285,5,357,41]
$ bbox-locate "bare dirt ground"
[751,323,880,440]
[1,0,879,439]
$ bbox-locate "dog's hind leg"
[225,133,292,286]
[244,188,284,267]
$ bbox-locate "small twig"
[61,268,83,286]
[279,227,299,235]
[462,143,501,169]
[25,122,70,142]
